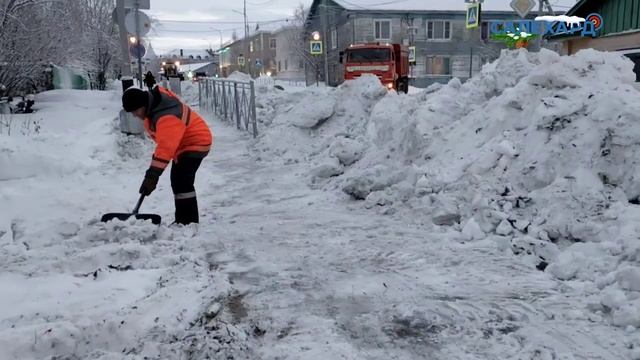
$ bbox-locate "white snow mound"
[251,48,640,327]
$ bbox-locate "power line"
[158,28,242,33]
[246,0,278,5]
[336,0,410,10]
[156,17,291,24]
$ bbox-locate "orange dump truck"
[341,43,410,93]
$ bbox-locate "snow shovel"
[101,194,161,225]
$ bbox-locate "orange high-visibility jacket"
[143,86,213,172]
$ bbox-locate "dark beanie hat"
[122,87,149,112]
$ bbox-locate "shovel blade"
[101,213,162,225]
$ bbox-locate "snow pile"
[0,90,122,181]
[252,74,386,167]
[252,49,640,328]
[254,74,275,91]
[0,219,239,359]
[227,71,252,82]
[180,80,200,106]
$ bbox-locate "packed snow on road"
[2,49,640,359]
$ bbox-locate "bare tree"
[0,0,120,95]
[284,3,323,84]
[0,0,74,94]
[71,0,120,90]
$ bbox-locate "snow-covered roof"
[179,62,214,72]
[143,43,158,60]
[331,0,569,12]
[252,22,287,33]
[161,48,211,59]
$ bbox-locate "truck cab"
[341,43,409,93]
[161,61,185,81]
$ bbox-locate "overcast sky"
[147,0,579,54]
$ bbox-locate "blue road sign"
[129,43,146,58]
[310,41,322,55]
[467,3,480,29]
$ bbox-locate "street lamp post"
[209,28,224,77]
[232,7,250,75]
[209,28,223,50]
[321,0,329,86]
[134,0,143,87]
[311,32,321,86]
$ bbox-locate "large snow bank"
[227,71,252,82]
[252,75,386,168]
[252,49,640,329]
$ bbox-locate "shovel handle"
[132,194,145,214]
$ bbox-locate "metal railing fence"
[198,78,257,138]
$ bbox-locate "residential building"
[551,0,640,82]
[305,0,533,87]
[218,31,277,78]
[274,26,306,81]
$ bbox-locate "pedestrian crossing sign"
[467,3,480,29]
[310,41,323,55]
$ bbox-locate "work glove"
[139,168,161,196]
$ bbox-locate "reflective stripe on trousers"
[174,191,196,200]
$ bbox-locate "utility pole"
[538,0,544,48]
[134,0,143,87]
[244,0,249,75]
[543,0,555,15]
[469,47,473,79]
[321,0,329,86]
[116,0,132,78]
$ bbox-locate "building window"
[331,28,337,49]
[374,19,392,40]
[250,41,254,52]
[278,61,281,72]
[427,20,451,41]
[426,56,451,75]
[270,38,276,49]
[285,59,288,70]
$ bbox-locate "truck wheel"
[397,78,408,94]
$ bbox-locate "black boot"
[175,195,199,225]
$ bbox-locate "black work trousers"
[170,156,204,225]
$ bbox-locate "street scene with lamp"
[2,0,640,359]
